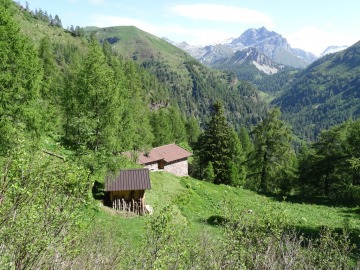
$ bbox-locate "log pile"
[112,198,144,215]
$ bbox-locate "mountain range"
[167,27,318,69]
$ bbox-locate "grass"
[85,26,194,66]
[16,6,87,51]
[92,171,360,251]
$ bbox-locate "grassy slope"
[86,26,193,75]
[93,171,360,247]
[15,5,87,50]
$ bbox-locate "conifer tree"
[299,120,360,197]
[239,127,254,156]
[151,108,172,147]
[248,108,295,193]
[229,127,247,186]
[196,102,233,185]
[0,0,43,154]
[204,161,215,182]
[121,61,154,151]
[168,105,187,144]
[63,35,120,153]
[185,115,201,146]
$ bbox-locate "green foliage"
[248,108,297,193]
[63,35,121,153]
[194,102,249,186]
[0,142,92,269]
[150,105,187,147]
[3,2,360,268]
[185,114,201,146]
[86,25,268,131]
[220,206,356,269]
[228,127,247,186]
[0,0,43,154]
[299,119,360,200]
[274,43,360,140]
[204,161,215,182]
[238,126,254,156]
[195,102,233,185]
[92,174,359,269]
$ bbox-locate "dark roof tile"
[105,168,151,191]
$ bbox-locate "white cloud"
[170,4,274,27]
[288,27,356,56]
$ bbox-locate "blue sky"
[18,0,360,56]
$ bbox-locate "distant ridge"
[273,41,360,140]
[167,27,318,69]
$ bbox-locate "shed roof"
[138,144,192,164]
[105,168,151,191]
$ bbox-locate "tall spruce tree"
[248,108,296,193]
[196,102,233,185]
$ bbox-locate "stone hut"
[105,168,151,215]
[126,144,192,176]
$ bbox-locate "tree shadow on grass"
[339,207,360,221]
[266,193,360,208]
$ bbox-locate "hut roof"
[105,168,151,191]
[138,144,192,164]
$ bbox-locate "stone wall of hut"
[164,158,188,176]
[144,161,159,171]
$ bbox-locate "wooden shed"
[105,168,151,215]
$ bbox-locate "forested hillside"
[85,26,268,128]
[273,42,360,140]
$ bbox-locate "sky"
[17,0,360,56]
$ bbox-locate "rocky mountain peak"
[165,27,317,69]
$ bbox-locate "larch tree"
[299,119,360,198]
[229,127,247,187]
[185,115,201,147]
[151,108,172,147]
[63,35,120,153]
[168,105,187,144]
[248,108,296,193]
[238,127,254,157]
[0,0,43,154]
